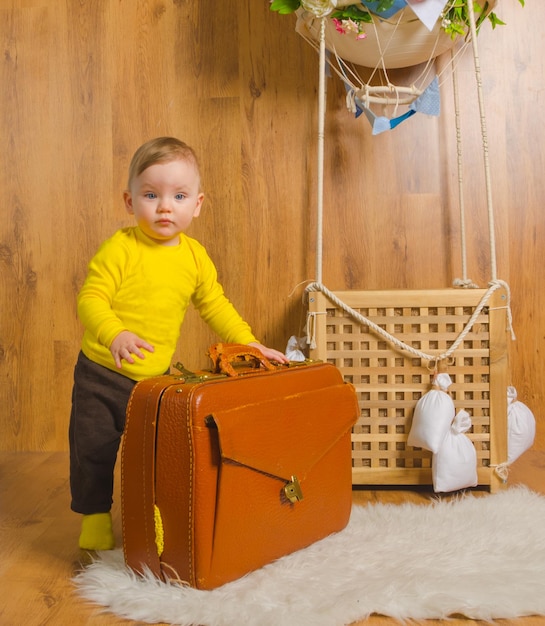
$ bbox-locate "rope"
[304,5,513,363]
[305,6,499,283]
[315,17,326,284]
[450,49,479,288]
[305,279,515,363]
[304,309,326,350]
[490,462,510,483]
[367,7,404,82]
[466,1,498,282]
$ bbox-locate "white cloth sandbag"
[432,409,478,493]
[285,335,306,362]
[407,373,455,453]
[507,386,536,464]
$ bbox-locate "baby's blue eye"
[175,193,185,200]
[145,192,156,199]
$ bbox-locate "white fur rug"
[74,487,545,626]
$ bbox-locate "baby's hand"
[248,342,290,365]
[110,331,155,369]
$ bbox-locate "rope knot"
[453,278,479,288]
[491,462,510,483]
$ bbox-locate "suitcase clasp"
[284,475,304,503]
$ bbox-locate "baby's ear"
[193,192,205,218]
[123,190,134,214]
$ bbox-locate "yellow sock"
[79,512,115,550]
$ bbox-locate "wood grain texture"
[0,1,543,451]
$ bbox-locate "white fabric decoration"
[284,335,307,362]
[507,386,536,464]
[407,373,455,453]
[406,0,446,32]
[300,0,337,18]
[432,409,478,493]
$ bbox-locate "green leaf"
[444,21,466,40]
[331,6,373,23]
[270,0,300,15]
[488,12,506,28]
[441,0,525,38]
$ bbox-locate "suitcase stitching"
[184,386,195,586]
[123,378,168,577]
[146,380,171,575]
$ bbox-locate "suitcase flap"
[209,382,358,483]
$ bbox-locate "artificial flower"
[333,17,367,40]
[300,0,338,18]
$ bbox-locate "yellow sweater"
[78,227,257,380]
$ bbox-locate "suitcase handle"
[208,343,276,377]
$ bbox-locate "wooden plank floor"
[1,450,544,626]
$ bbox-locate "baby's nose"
[157,201,172,212]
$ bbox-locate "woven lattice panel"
[308,289,509,490]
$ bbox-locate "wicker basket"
[308,288,509,492]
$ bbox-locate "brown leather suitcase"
[121,344,359,590]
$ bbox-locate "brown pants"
[68,352,136,514]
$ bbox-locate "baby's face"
[124,158,204,246]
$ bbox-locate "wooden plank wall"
[1,0,543,452]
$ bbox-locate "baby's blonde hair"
[127,137,201,189]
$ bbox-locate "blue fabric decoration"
[351,76,441,134]
[359,0,408,19]
[358,104,416,135]
[409,76,440,115]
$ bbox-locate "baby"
[69,137,288,550]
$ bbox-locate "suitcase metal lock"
[284,475,303,503]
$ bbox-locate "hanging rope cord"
[362,6,439,108]
[315,16,326,285]
[305,4,515,362]
[450,46,478,288]
[466,0,499,283]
